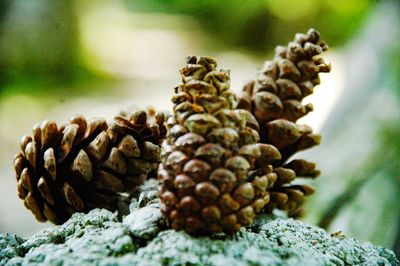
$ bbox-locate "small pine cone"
[108,110,167,189]
[237,29,331,217]
[13,110,166,224]
[158,55,280,234]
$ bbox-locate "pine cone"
[237,29,331,217]
[158,55,280,234]
[13,110,166,224]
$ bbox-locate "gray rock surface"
[1,202,398,266]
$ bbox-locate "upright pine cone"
[158,56,280,234]
[13,110,166,224]
[238,28,331,217]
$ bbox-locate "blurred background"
[0,0,399,256]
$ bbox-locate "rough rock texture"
[1,203,398,266]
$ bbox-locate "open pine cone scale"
[238,28,330,217]
[14,110,166,224]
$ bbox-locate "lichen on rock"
[1,196,398,266]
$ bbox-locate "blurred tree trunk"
[0,0,11,28]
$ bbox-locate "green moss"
[1,203,398,266]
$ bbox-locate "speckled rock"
[123,203,165,240]
[1,201,398,266]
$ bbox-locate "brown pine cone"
[158,55,281,234]
[13,110,166,224]
[237,28,331,217]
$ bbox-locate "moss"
[1,203,398,266]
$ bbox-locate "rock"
[0,206,398,266]
[0,234,25,265]
[123,202,165,240]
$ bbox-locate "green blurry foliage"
[122,0,375,52]
[0,0,109,96]
[0,0,375,95]
[0,1,79,86]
